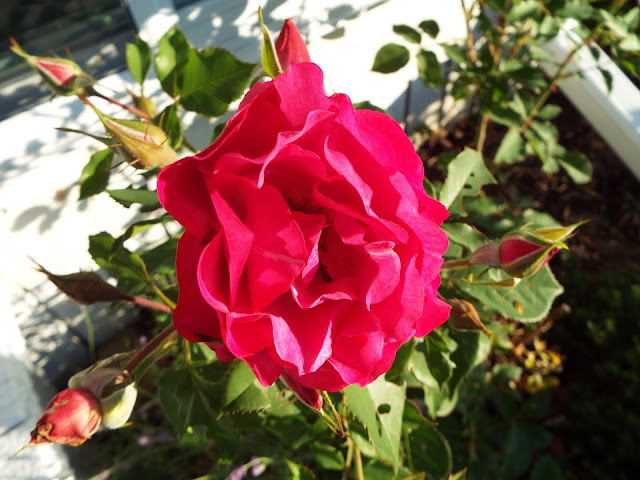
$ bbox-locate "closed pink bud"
[275,19,310,71]
[499,236,559,278]
[9,37,94,96]
[30,388,102,447]
[281,372,323,411]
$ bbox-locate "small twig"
[90,89,152,119]
[124,325,176,374]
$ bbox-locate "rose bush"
[158,62,450,391]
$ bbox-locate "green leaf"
[285,460,316,480]
[501,422,552,478]
[455,265,564,322]
[155,26,191,98]
[449,470,468,480]
[107,188,159,208]
[178,47,256,117]
[495,127,526,165]
[157,361,237,451]
[537,15,560,39]
[155,26,255,116]
[386,337,416,381]
[448,331,492,393]
[553,0,594,20]
[484,105,522,127]
[423,331,456,389]
[126,36,152,85]
[536,104,562,120]
[344,377,406,464]
[419,20,440,38]
[154,103,183,150]
[312,442,344,471]
[112,215,173,252]
[442,223,486,251]
[393,25,421,44]
[558,152,592,184]
[599,9,629,37]
[353,101,388,114]
[372,44,410,73]
[620,34,640,52]
[223,361,270,413]
[417,49,442,87]
[531,455,565,480]
[439,148,496,216]
[408,423,453,479]
[79,148,113,200]
[89,232,149,281]
[506,0,542,22]
[441,44,468,65]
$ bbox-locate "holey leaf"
[439,148,496,217]
[455,265,563,322]
[344,377,406,465]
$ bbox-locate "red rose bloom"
[158,63,449,391]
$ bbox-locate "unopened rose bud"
[275,19,310,72]
[69,359,138,430]
[83,99,176,169]
[471,222,583,278]
[30,388,101,446]
[447,298,489,333]
[9,37,95,96]
[281,372,323,411]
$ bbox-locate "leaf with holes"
[455,265,563,322]
[439,148,496,216]
[344,377,406,465]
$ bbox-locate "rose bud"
[69,360,138,430]
[29,388,102,447]
[447,298,489,333]
[471,222,583,278]
[275,19,311,72]
[9,37,95,96]
[281,372,323,411]
[82,98,176,169]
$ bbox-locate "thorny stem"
[476,115,490,154]
[80,306,96,363]
[342,438,354,480]
[131,295,174,313]
[147,280,177,310]
[441,257,472,271]
[461,0,478,64]
[90,89,152,119]
[124,324,176,375]
[322,391,345,435]
[354,446,365,480]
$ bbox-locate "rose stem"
[90,89,152,119]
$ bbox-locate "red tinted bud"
[471,222,583,278]
[30,388,101,447]
[275,19,311,71]
[9,37,94,96]
[281,372,323,411]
